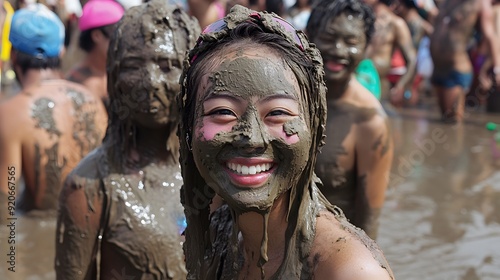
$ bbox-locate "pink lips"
[224,157,276,188]
[326,61,347,72]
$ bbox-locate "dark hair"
[78,24,116,53]
[307,0,375,44]
[380,0,394,5]
[399,0,417,8]
[179,5,329,279]
[266,0,284,16]
[12,49,61,75]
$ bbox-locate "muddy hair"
[178,5,335,279]
[12,49,61,75]
[306,0,375,44]
[104,0,199,172]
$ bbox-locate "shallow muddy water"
[378,103,500,280]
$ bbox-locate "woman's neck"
[237,193,289,278]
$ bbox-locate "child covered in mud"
[306,0,393,240]
[55,1,200,279]
[178,5,394,279]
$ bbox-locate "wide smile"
[325,59,349,73]
[224,158,276,188]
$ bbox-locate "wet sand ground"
[1,90,500,279]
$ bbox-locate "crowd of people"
[0,0,499,279]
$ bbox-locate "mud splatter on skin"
[67,89,100,158]
[315,101,388,237]
[31,97,61,138]
[56,1,200,279]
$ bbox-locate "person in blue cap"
[0,3,107,219]
[306,0,393,240]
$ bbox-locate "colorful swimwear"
[355,59,382,100]
[431,70,473,91]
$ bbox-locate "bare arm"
[313,213,394,280]
[480,0,500,84]
[55,172,103,280]
[394,16,417,92]
[353,114,393,240]
[0,102,22,222]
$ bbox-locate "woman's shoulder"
[64,147,108,193]
[309,210,394,280]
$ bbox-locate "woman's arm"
[55,171,104,280]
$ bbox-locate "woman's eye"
[207,108,236,116]
[267,110,291,117]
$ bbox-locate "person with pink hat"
[66,0,124,107]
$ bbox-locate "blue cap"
[9,4,65,58]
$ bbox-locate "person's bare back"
[430,0,479,73]
[0,80,106,213]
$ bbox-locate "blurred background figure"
[55,1,200,279]
[0,3,107,278]
[363,0,417,108]
[391,0,433,106]
[307,0,393,240]
[188,0,225,28]
[430,0,500,123]
[285,0,311,31]
[65,0,125,107]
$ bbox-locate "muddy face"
[191,47,311,211]
[313,13,367,83]
[113,17,187,128]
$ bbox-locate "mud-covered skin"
[430,0,479,73]
[192,52,311,212]
[314,99,390,239]
[0,82,106,215]
[66,65,109,106]
[179,5,394,279]
[56,148,187,279]
[312,14,367,85]
[308,1,393,240]
[429,0,487,122]
[55,1,200,279]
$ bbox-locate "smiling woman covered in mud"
[179,5,394,280]
[55,1,200,279]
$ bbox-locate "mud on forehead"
[198,44,303,102]
[113,8,189,60]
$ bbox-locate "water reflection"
[379,107,500,280]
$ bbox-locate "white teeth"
[226,162,273,175]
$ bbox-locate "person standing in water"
[55,1,200,279]
[306,0,393,240]
[363,0,417,106]
[0,3,107,220]
[179,5,394,279]
[430,0,500,122]
[66,0,124,107]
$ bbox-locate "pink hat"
[79,0,125,31]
